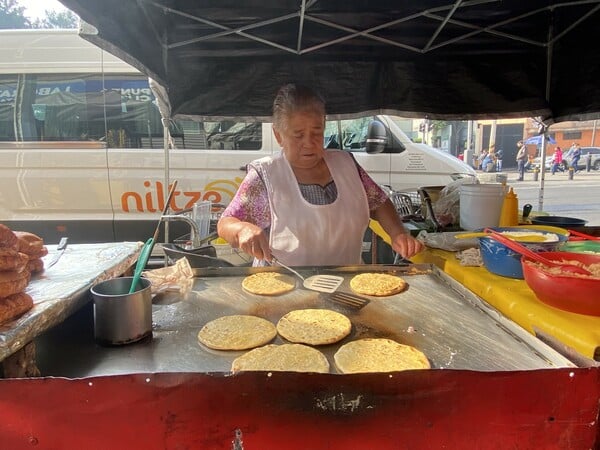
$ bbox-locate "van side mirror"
[365,120,387,154]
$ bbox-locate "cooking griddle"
[39,264,574,377]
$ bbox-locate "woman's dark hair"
[272,83,325,132]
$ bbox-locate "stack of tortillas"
[334,338,430,373]
[276,309,351,345]
[349,272,407,296]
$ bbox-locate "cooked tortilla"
[334,338,430,373]
[241,272,296,296]
[231,344,330,373]
[197,315,277,350]
[349,273,407,296]
[276,308,351,345]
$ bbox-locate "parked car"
[531,155,555,171]
[562,146,600,171]
[532,147,600,171]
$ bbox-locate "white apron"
[252,150,370,266]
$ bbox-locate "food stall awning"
[57,0,600,123]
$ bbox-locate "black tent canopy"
[59,0,600,122]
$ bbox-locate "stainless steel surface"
[45,237,68,268]
[0,242,142,361]
[37,264,574,378]
[91,277,153,345]
[533,328,600,368]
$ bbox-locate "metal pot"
[90,276,153,346]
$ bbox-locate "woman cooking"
[217,83,423,266]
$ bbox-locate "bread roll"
[14,231,44,255]
[27,258,45,274]
[0,224,18,250]
[0,248,29,272]
[0,292,34,325]
[0,269,30,298]
[25,247,48,260]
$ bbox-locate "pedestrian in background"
[477,149,488,170]
[482,145,495,172]
[495,148,504,171]
[570,143,582,172]
[516,140,527,181]
[551,146,564,175]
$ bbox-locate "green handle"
[129,238,154,294]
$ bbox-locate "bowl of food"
[521,252,600,315]
[478,227,568,279]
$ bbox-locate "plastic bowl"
[478,227,568,279]
[560,240,600,254]
[521,252,600,316]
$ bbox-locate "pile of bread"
[0,224,46,325]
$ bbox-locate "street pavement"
[482,167,600,226]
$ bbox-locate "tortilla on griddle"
[231,344,330,373]
[334,338,430,373]
[197,315,277,350]
[276,308,351,345]
[241,272,295,296]
[349,273,407,296]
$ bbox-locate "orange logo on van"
[120,179,243,213]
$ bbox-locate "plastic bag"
[432,178,479,226]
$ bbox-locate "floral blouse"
[221,161,388,229]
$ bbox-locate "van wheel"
[593,160,600,170]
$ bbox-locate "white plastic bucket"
[459,183,506,231]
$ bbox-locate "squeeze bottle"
[498,187,519,226]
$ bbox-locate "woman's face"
[274,110,325,169]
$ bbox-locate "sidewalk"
[477,168,600,184]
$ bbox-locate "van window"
[324,117,372,151]
[0,73,263,150]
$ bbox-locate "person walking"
[515,140,527,181]
[570,143,582,172]
[551,146,564,175]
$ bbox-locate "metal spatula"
[271,257,344,293]
[327,291,370,309]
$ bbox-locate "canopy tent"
[524,135,557,145]
[57,0,600,215]
[57,0,600,124]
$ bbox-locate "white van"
[0,29,475,244]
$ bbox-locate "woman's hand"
[372,199,424,260]
[390,231,424,260]
[217,217,271,261]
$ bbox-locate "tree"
[0,0,30,29]
[32,9,78,28]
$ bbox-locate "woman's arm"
[217,168,272,261]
